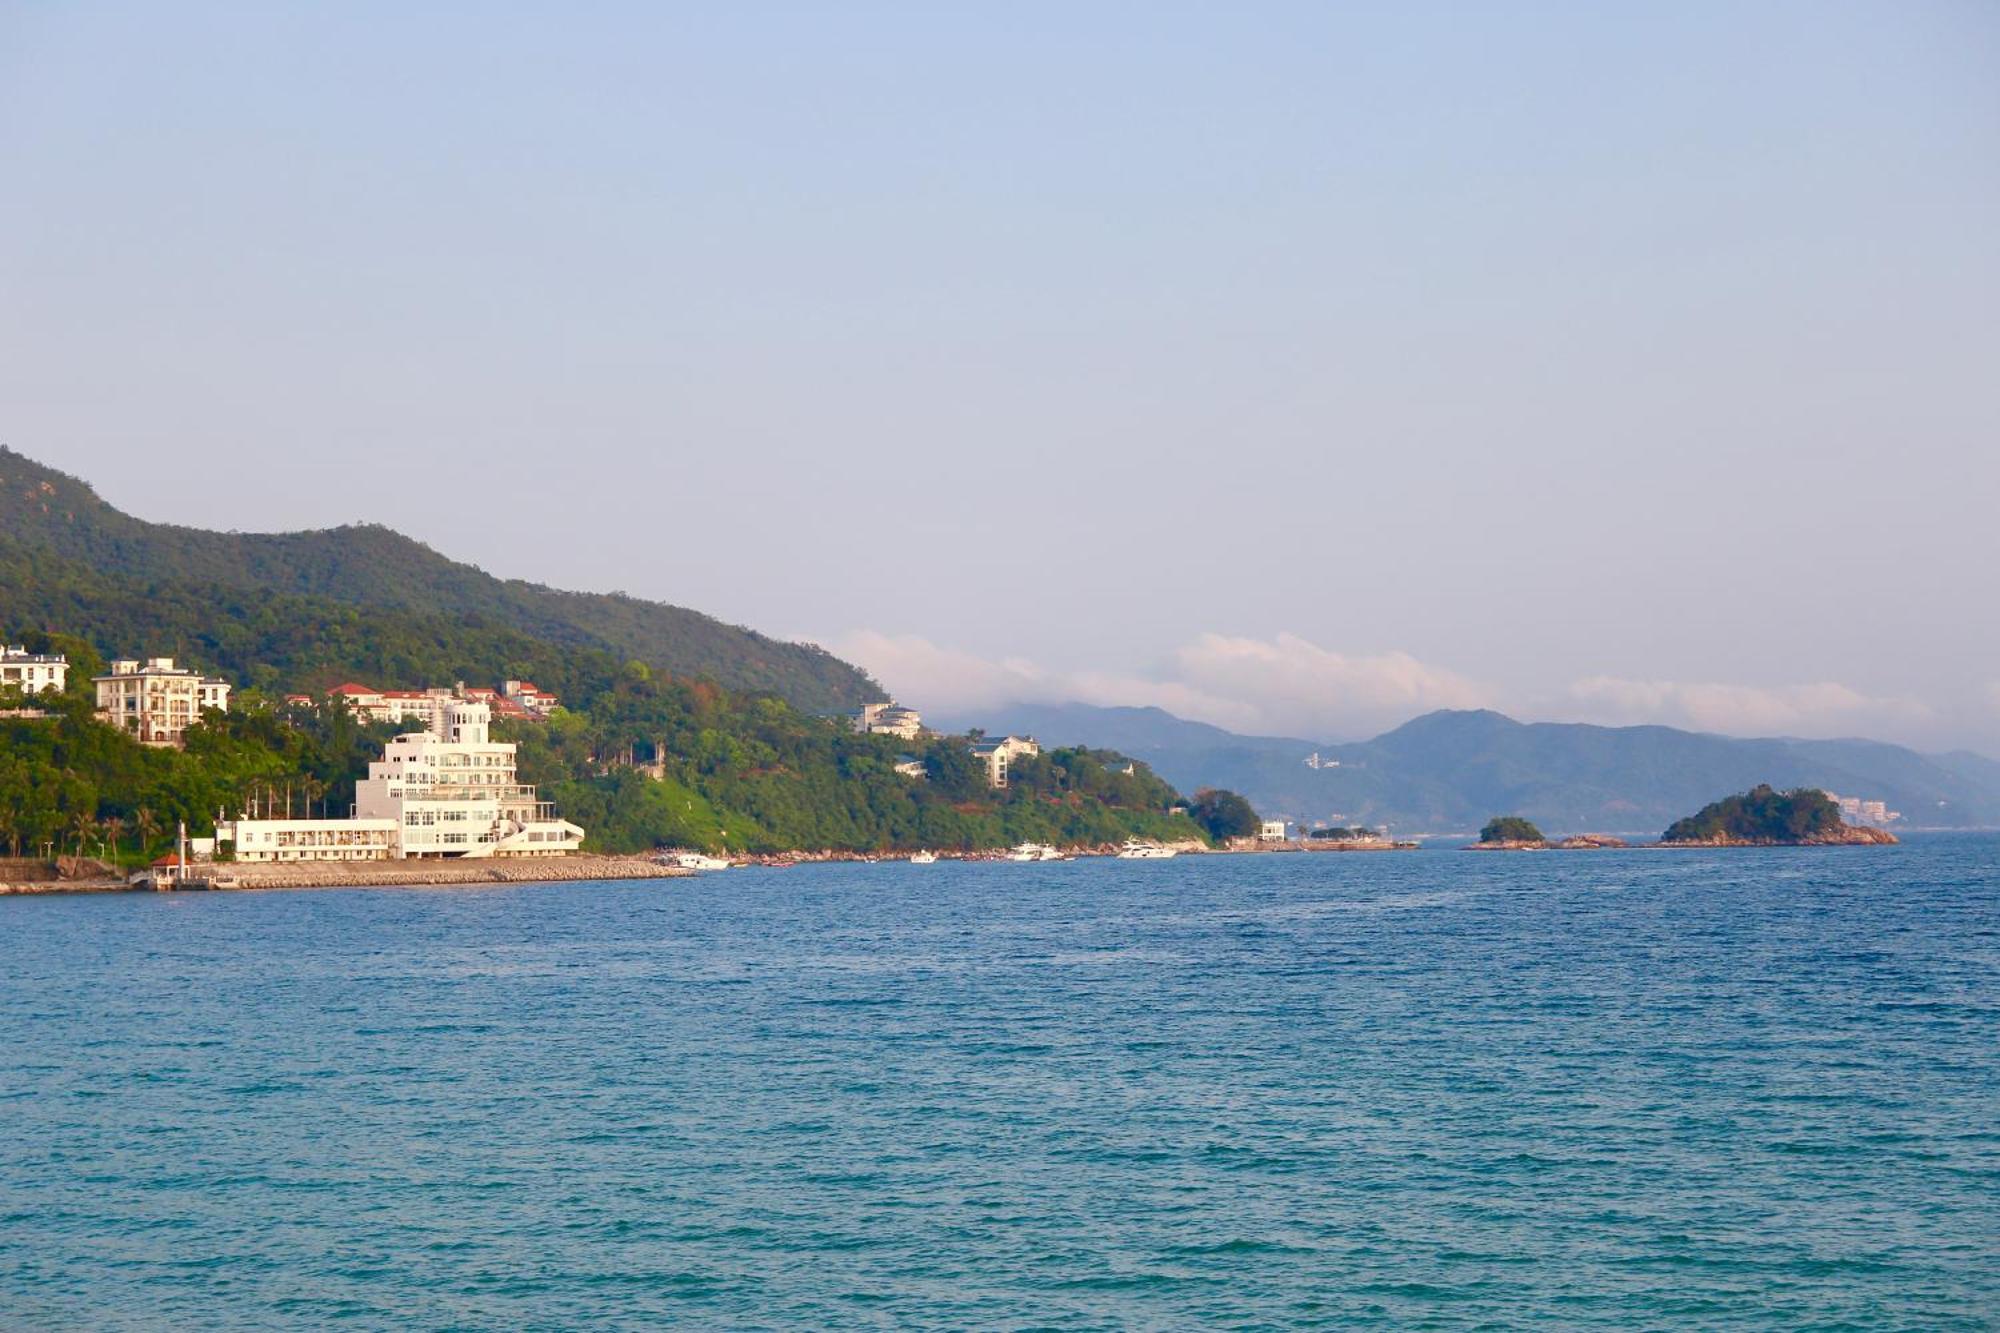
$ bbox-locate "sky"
[4,3,1997,750]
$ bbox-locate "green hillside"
[0,542,1211,860]
[0,447,878,713]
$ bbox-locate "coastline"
[0,854,690,895]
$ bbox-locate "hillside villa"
[1,646,69,696]
[93,657,232,748]
[971,735,1040,789]
[851,700,924,740]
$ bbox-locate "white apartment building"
[0,646,68,695]
[94,657,232,747]
[223,700,584,862]
[852,701,924,740]
[355,700,583,857]
[969,735,1040,789]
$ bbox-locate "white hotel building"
[224,700,584,862]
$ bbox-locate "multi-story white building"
[0,646,68,695]
[851,701,924,740]
[94,657,232,747]
[354,700,583,857]
[223,700,584,862]
[969,735,1040,789]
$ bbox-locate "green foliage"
[0,447,879,713]
[1189,788,1260,842]
[1661,785,1843,843]
[0,458,1213,858]
[922,742,985,801]
[0,695,407,864]
[1479,815,1545,843]
[505,677,1206,854]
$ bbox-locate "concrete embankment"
[5,855,691,894]
[0,857,131,895]
[197,855,691,891]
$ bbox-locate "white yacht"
[909,850,938,864]
[1116,839,1177,860]
[671,852,732,871]
[1009,842,1064,862]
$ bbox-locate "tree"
[1191,788,1260,842]
[67,808,97,857]
[924,742,985,802]
[1479,816,1545,844]
[134,807,161,855]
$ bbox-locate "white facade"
[222,701,584,862]
[94,657,232,747]
[226,818,400,862]
[969,735,1040,789]
[0,646,68,695]
[1259,820,1289,841]
[852,701,924,740]
[354,701,584,857]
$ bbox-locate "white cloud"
[829,627,1965,749]
[1565,675,1932,738]
[828,629,1492,738]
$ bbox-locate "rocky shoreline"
[1657,825,1898,848]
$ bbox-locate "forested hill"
[0,447,879,713]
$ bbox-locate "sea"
[2,837,1996,1329]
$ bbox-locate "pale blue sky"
[4,3,1997,746]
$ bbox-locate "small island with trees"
[1469,816,1547,849]
[1466,784,1893,850]
[1659,785,1897,846]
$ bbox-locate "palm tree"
[100,814,124,861]
[134,807,160,857]
[301,776,325,821]
[67,809,96,858]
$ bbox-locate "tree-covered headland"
[1660,785,1849,844]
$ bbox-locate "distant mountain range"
[937,703,2000,834]
[0,448,880,713]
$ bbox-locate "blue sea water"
[2,838,1996,1329]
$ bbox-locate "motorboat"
[671,852,732,871]
[1009,842,1063,861]
[909,850,938,864]
[1116,839,1177,859]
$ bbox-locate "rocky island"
[1660,785,1898,846]
[1467,816,1548,850]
